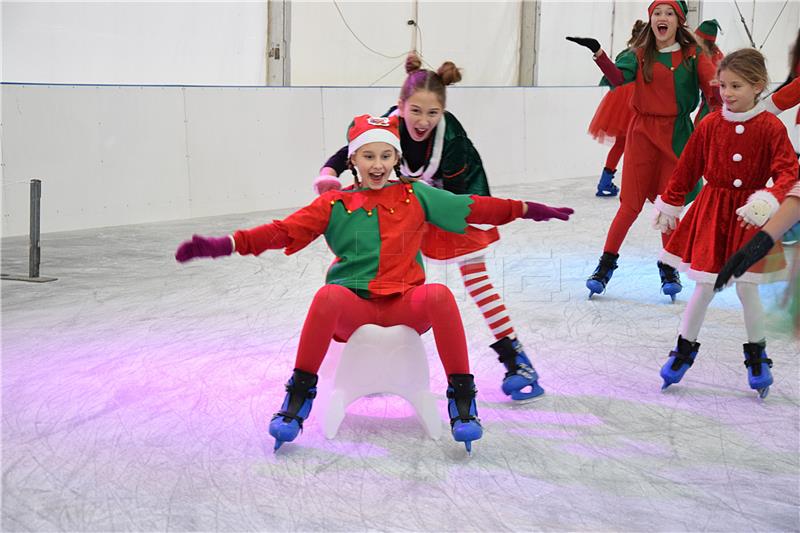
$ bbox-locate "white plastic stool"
[317,324,443,440]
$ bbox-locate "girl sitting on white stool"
[175,114,573,453]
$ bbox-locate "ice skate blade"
[509,385,545,402]
[662,283,681,300]
[596,189,618,197]
[757,387,770,399]
[464,441,473,455]
[661,380,672,390]
[586,279,605,297]
[273,439,285,452]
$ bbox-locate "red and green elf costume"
[693,19,724,126]
[233,180,526,375]
[323,108,498,261]
[593,0,720,253]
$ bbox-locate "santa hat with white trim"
[347,114,402,157]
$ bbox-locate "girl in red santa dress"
[651,48,799,399]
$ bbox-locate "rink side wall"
[2,84,797,236]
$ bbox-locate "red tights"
[294,284,470,376]
[605,136,625,171]
[603,200,670,254]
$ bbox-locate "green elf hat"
[695,19,722,42]
[648,1,688,24]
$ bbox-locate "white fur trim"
[229,235,237,254]
[658,42,681,53]
[400,114,446,185]
[348,130,402,157]
[313,174,342,195]
[722,103,766,123]
[659,250,786,285]
[763,94,781,115]
[654,195,683,217]
[746,190,780,216]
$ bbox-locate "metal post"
[29,179,41,278]
[1,178,57,283]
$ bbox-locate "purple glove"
[175,234,234,263]
[523,201,574,222]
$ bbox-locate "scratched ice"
[2,178,797,531]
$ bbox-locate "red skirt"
[420,223,499,262]
[588,83,635,145]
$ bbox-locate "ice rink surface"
[2,177,798,532]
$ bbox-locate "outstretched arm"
[765,76,800,114]
[715,180,800,291]
[466,196,573,225]
[175,195,332,262]
[565,36,634,87]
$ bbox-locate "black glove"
[566,36,601,54]
[714,231,775,291]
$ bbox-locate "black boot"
[490,336,544,400]
[660,336,700,389]
[446,374,483,454]
[269,369,318,451]
[586,252,619,297]
[743,341,773,399]
[657,261,682,301]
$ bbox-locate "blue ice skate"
[587,252,619,298]
[490,336,545,401]
[269,369,318,451]
[596,167,619,197]
[743,341,773,399]
[657,261,682,302]
[446,374,483,455]
[660,336,700,390]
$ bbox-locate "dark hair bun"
[437,61,462,86]
[405,52,422,74]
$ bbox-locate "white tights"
[679,281,765,343]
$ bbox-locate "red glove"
[175,235,234,263]
[523,201,573,221]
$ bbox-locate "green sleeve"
[440,135,491,196]
[411,181,473,234]
[600,48,638,87]
[439,112,491,196]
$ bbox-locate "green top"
[322,181,473,297]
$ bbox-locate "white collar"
[658,42,681,53]
[721,102,766,123]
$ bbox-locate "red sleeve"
[593,51,625,87]
[697,52,721,113]
[772,77,800,112]
[233,222,291,256]
[661,118,709,207]
[233,194,332,256]
[466,196,524,225]
[766,119,800,203]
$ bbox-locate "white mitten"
[652,196,682,233]
[736,191,779,227]
[652,210,677,233]
[313,175,342,195]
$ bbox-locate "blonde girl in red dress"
[652,49,799,398]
